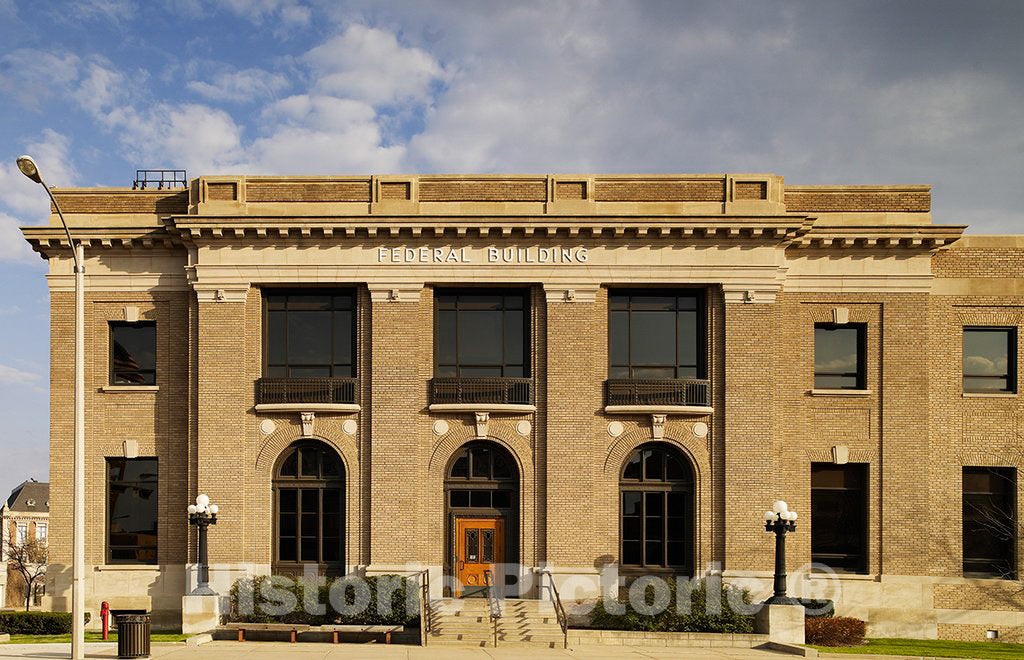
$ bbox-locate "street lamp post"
[187,495,218,595]
[17,155,86,660]
[763,500,799,605]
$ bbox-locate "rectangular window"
[435,289,529,377]
[963,328,1016,393]
[963,467,1016,578]
[264,290,356,378]
[811,463,868,573]
[36,523,47,543]
[16,523,27,546]
[107,458,158,564]
[608,290,704,379]
[109,322,156,385]
[814,323,866,390]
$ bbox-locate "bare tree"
[5,536,47,611]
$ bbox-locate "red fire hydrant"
[100,601,110,640]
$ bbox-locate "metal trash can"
[116,614,151,659]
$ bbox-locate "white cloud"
[0,129,76,217]
[187,67,290,104]
[68,0,136,24]
[220,0,311,26]
[0,213,38,263]
[0,50,81,111]
[306,24,447,106]
[0,363,39,384]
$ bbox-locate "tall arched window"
[273,440,344,573]
[620,443,694,573]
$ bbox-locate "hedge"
[0,611,91,635]
[587,579,754,633]
[805,616,867,646]
[227,575,419,627]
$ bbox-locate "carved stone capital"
[301,412,315,437]
[474,412,490,438]
[651,414,667,439]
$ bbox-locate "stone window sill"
[962,392,1016,398]
[809,389,871,396]
[428,403,536,414]
[95,564,160,571]
[805,572,878,582]
[100,385,159,393]
[604,405,713,416]
[255,403,361,413]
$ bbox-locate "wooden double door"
[455,517,504,597]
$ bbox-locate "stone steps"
[426,598,566,648]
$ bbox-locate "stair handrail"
[483,569,501,646]
[538,567,569,649]
[417,569,430,646]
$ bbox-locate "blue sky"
[1,0,1024,496]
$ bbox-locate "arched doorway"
[445,440,519,596]
[620,442,695,576]
[272,440,345,576]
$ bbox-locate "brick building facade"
[21,173,1024,639]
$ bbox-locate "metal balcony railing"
[429,377,533,405]
[604,378,710,407]
[256,377,358,405]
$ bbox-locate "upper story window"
[16,523,27,546]
[435,289,529,378]
[107,458,158,564]
[110,322,156,385]
[963,327,1016,393]
[811,463,868,573]
[265,291,356,378]
[963,467,1016,579]
[36,523,47,543]
[609,291,704,380]
[814,323,866,390]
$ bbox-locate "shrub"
[0,611,90,635]
[798,598,835,618]
[227,575,419,627]
[587,579,754,633]
[805,616,866,646]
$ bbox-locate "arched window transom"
[446,442,517,510]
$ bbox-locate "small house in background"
[1,479,49,608]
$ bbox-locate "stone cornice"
[21,226,180,258]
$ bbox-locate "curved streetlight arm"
[37,178,80,272]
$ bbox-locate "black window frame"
[109,321,157,386]
[811,463,869,574]
[433,288,531,378]
[813,322,867,390]
[963,327,1017,394]
[106,457,158,565]
[273,440,345,571]
[608,289,706,380]
[963,466,1017,579]
[262,289,357,379]
[619,443,695,574]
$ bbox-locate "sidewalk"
[0,641,803,659]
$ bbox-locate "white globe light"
[773,500,788,514]
[187,505,197,514]
[209,504,219,515]
[764,510,776,522]
[788,511,798,521]
[196,494,210,507]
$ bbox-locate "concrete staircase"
[427,598,566,648]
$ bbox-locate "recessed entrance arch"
[445,440,519,596]
[272,439,345,577]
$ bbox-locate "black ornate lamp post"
[188,494,218,595]
[763,500,799,605]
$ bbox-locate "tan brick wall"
[734,181,767,200]
[933,248,1024,278]
[206,182,237,201]
[784,190,930,212]
[246,181,371,202]
[594,179,725,202]
[418,179,547,202]
[50,190,189,214]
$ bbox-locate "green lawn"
[811,637,1024,658]
[3,632,189,644]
